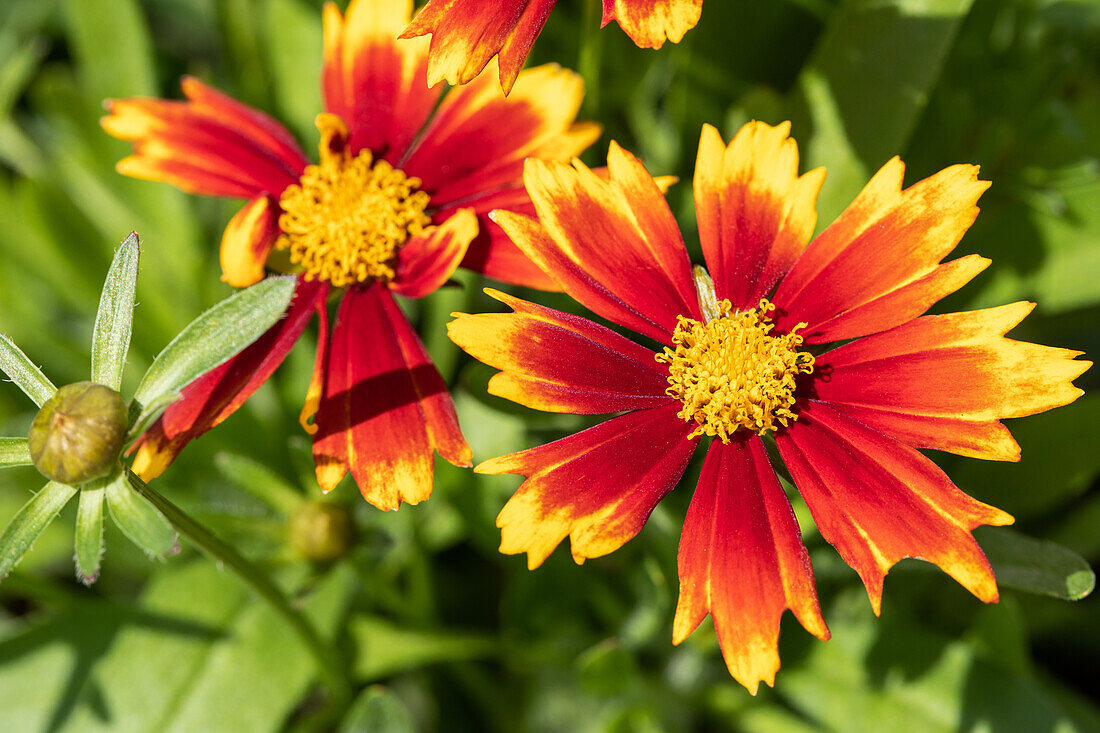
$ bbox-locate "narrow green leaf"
[91,232,139,390]
[977,527,1095,601]
[105,472,178,559]
[130,276,297,417]
[0,332,56,406]
[74,483,106,584]
[0,438,31,469]
[0,481,77,580]
[214,452,303,515]
[339,687,416,733]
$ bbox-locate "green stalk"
[124,469,352,714]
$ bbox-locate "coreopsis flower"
[401,0,703,94]
[448,122,1091,692]
[101,0,599,510]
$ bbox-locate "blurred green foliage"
[0,0,1097,730]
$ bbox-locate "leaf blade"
[0,481,77,581]
[130,275,297,416]
[0,332,56,407]
[977,526,1095,601]
[91,232,139,390]
[74,482,106,584]
[0,438,31,469]
[105,472,178,559]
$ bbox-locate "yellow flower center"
[656,298,814,442]
[277,146,431,288]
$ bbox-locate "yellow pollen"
[277,147,431,288]
[656,298,814,442]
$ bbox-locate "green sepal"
[74,481,107,585]
[91,232,140,391]
[129,276,297,428]
[105,471,178,559]
[124,391,179,446]
[0,438,31,469]
[977,526,1095,601]
[0,481,77,581]
[0,332,56,407]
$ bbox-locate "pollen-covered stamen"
[656,298,814,442]
[277,122,431,288]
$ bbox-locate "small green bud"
[289,501,354,563]
[28,381,128,485]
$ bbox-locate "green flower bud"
[28,381,128,485]
[289,501,354,563]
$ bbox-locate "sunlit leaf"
[104,472,177,559]
[74,481,106,584]
[977,526,1095,601]
[130,276,297,421]
[0,437,31,469]
[338,687,416,733]
[0,481,76,580]
[0,332,56,407]
[91,232,139,391]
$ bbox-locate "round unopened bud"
[288,501,354,562]
[28,381,128,485]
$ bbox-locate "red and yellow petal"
[322,0,442,161]
[813,302,1090,461]
[693,122,825,310]
[400,0,558,94]
[102,77,308,198]
[220,195,282,287]
[496,146,698,344]
[773,158,991,342]
[391,208,478,298]
[776,401,1013,615]
[311,285,470,509]
[131,279,328,479]
[601,0,702,48]
[406,63,599,206]
[479,402,697,568]
[448,288,671,414]
[440,186,560,290]
[673,437,828,695]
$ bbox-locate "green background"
[0,0,1097,730]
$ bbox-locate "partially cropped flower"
[101,0,599,510]
[0,234,296,584]
[401,0,703,94]
[448,122,1091,692]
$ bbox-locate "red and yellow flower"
[448,121,1091,691]
[101,0,599,510]
[401,0,703,94]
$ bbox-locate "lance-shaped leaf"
[129,275,297,425]
[75,481,107,584]
[0,481,77,580]
[105,471,178,558]
[0,333,56,407]
[91,232,140,390]
[0,438,31,469]
[976,526,1095,601]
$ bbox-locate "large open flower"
[401,0,703,94]
[448,122,1091,691]
[101,0,599,510]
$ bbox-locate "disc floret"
[656,299,814,442]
